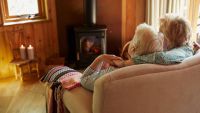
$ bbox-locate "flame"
[20,45,25,48]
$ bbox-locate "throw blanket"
[41,66,83,113]
[41,66,82,90]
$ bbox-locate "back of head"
[159,14,192,49]
[169,16,192,47]
[128,23,163,58]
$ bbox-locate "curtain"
[146,0,188,31]
[188,0,200,41]
[146,0,200,42]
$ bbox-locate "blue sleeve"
[133,45,193,65]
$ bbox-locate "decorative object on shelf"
[20,44,26,60]
[27,45,34,60]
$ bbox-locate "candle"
[27,45,34,60]
[20,45,26,60]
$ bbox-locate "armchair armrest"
[93,64,200,113]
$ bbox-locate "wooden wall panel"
[55,0,84,59]
[122,0,146,46]
[97,0,123,54]
[0,5,2,26]
[0,29,14,78]
[135,0,146,26]
[0,0,59,79]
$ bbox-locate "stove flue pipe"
[84,0,96,26]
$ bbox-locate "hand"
[90,54,123,69]
[113,59,134,68]
[96,54,123,64]
[193,42,200,52]
[113,60,125,68]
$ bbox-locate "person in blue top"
[80,14,195,91]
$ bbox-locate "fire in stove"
[81,36,101,55]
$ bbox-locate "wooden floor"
[0,74,46,113]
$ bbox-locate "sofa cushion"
[62,87,92,113]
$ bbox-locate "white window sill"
[2,19,49,26]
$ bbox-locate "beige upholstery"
[62,87,92,113]
[63,52,200,113]
[99,64,200,113]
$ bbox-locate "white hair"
[128,23,163,57]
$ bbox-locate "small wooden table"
[10,59,39,81]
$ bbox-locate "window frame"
[0,0,48,26]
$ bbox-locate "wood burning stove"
[69,0,107,68]
[75,25,107,68]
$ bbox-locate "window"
[147,0,200,42]
[146,0,189,31]
[0,0,48,25]
[197,5,200,33]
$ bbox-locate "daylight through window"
[7,0,39,16]
[0,0,48,25]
